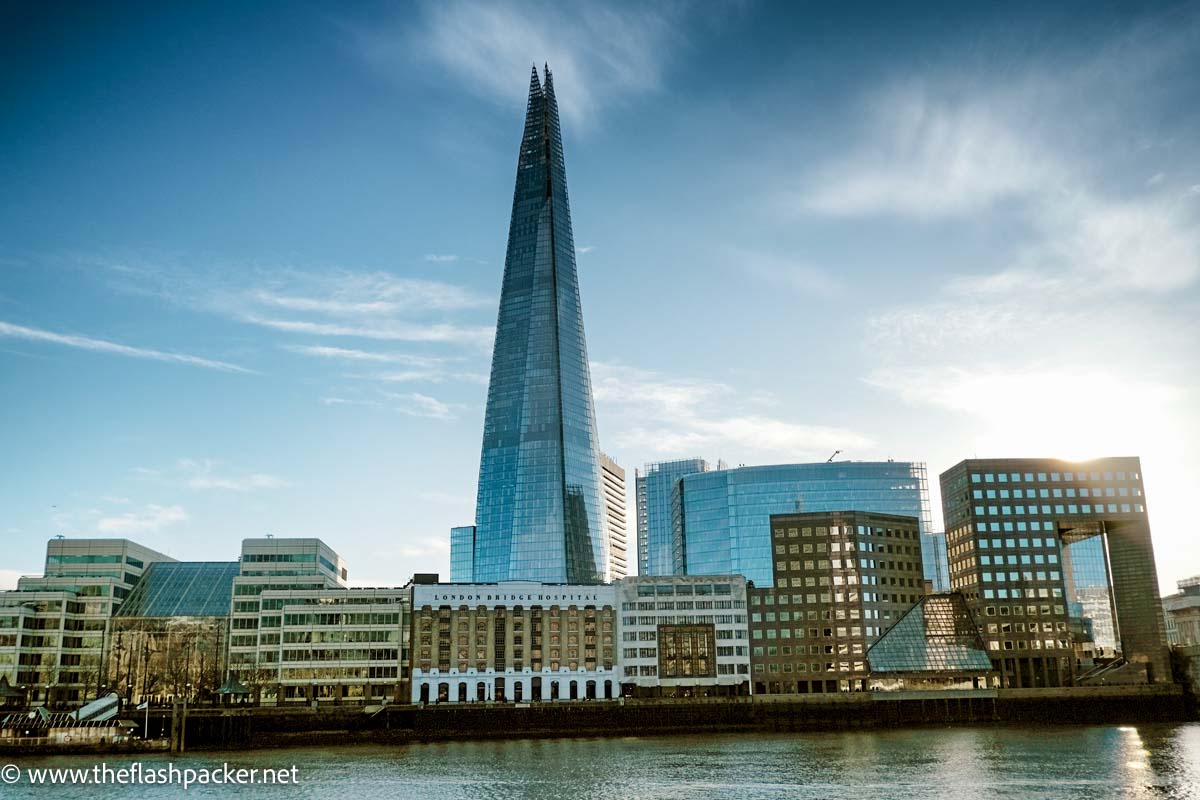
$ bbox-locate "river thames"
[3,723,1199,799]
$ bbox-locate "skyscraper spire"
[469,66,607,584]
[529,63,541,97]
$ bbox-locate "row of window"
[620,600,740,611]
[974,504,1142,516]
[974,486,1140,500]
[971,471,1138,483]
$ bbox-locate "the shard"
[469,65,607,584]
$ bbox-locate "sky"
[1,1,1198,593]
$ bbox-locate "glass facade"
[921,532,950,592]
[866,593,993,674]
[636,458,716,577]
[473,66,606,584]
[449,526,475,582]
[1063,536,1118,652]
[675,462,931,587]
[115,561,239,618]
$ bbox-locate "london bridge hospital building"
[409,581,622,704]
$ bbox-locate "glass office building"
[636,458,720,577]
[472,66,607,584]
[674,462,931,588]
[449,526,475,582]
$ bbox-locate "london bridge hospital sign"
[414,584,616,608]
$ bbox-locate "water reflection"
[4,723,1198,799]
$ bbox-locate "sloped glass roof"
[867,592,994,673]
[115,562,238,618]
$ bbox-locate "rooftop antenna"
[826,450,842,463]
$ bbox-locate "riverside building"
[616,575,750,697]
[409,579,618,704]
[749,511,926,694]
[941,457,1171,687]
[1163,576,1200,646]
[0,538,173,706]
[227,538,348,697]
[255,586,409,705]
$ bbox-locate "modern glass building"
[449,526,476,582]
[921,532,951,592]
[673,462,931,588]
[471,65,607,584]
[636,458,720,577]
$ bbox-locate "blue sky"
[2,1,1198,592]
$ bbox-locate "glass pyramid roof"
[115,561,239,618]
[867,592,994,673]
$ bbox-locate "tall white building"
[599,453,628,582]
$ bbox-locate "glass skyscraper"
[470,65,607,584]
[671,461,931,588]
[636,458,721,577]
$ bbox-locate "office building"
[616,575,750,698]
[105,561,239,705]
[599,453,628,582]
[941,457,1170,686]
[0,538,173,706]
[672,461,931,588]
[253,586,409,705]
[749,511,926,694]
[449,526,475,583]
[227,538,348,695]
[470,65,607,584]
[409,578,618,704]
[636,458,720,577]
[1163,576,1200,646]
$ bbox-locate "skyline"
[2,1,1199,593]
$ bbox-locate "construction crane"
[826,450,842,463]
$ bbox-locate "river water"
[3,723,1198,799]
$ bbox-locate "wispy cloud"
[251,273,488,313]
[0,320,251,373]
[282,344,451,367]
[592,361,873,460]
[794,41,1200,297]
[798,83,1057,220]
[354,0,685,127]
[736,249,841,298]
[175,458,289,492]
[242,315,494,348]
[424,254,459,263]
[382,391,456,420]
[575,246,595,255]
[97,504,188,534]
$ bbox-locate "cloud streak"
[0,320,251,373]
